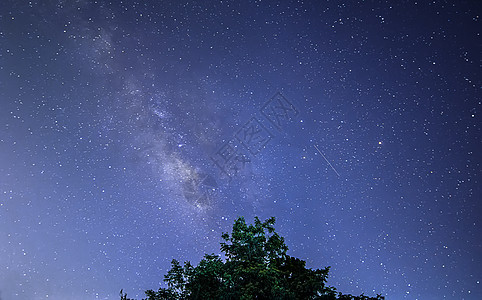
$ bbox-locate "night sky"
[1,1,481,299]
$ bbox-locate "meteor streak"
[314,145,340,177]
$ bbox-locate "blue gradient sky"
[1,1,480,299]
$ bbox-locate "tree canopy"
[120,216,384,300]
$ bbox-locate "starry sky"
[0,1,481,299]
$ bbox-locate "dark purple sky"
[1,1,480,299]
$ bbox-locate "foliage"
[121,217,384,300]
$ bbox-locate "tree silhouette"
[120,217,384,300]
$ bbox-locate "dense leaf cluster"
[121,217,384,300]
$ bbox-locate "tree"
[121,217,384,300]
